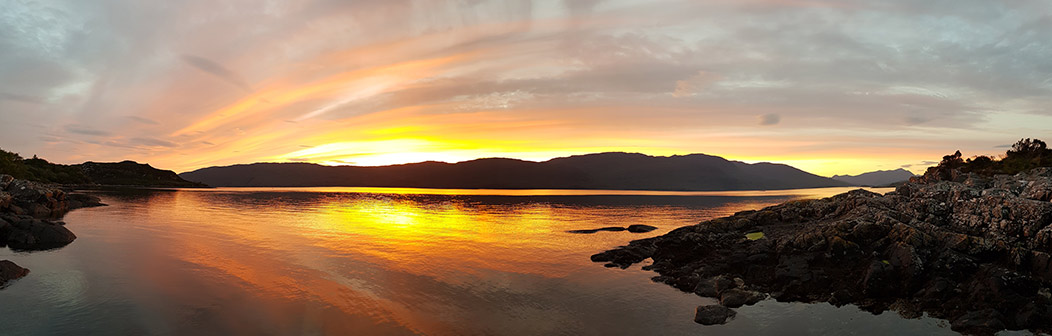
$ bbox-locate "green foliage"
[745,232,765,240]
[928,138,1052,178]
[0,148,91,184]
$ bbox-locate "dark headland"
[592,139,1052,335]
[0,148,204,287]
[179,152,850,191]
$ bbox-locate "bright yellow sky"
[3,1,1049,177]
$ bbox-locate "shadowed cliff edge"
[591,139,1052,335]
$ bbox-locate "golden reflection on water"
[2,186,936,336]
[159,189,805,334]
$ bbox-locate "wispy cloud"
[180,55,253,93]
[65,125,110,136]
[130,137,179,148]
[125,116,159,125]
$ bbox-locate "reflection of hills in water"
[95,186,891,208]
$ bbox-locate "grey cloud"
[759,114,781,125]
[65,125,110,136]
[125,116,159,125]
[181,55,252,92]
[0,92,45,104]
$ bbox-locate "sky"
[2,0,1051,176]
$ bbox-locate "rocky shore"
[0,174,104,287]
[592,167,1052,335]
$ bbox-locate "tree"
[1008,138,1048,157]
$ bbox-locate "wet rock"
[627,224,658,233]
[0,260,29,287]
[66,193,104,210]
[951,309,1006,334]
[719,288,765,308]
[694,275,738,297]
[694,305,736,325]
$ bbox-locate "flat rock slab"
[694,305,736,325]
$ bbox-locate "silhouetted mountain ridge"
[832,168,916,186]
[180,152,849,191]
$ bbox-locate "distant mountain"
[0,147,204,187]
[77,161,206,187]
[179,152,850,191]
[832,168,915,186]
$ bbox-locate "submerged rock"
[627,224,658,233]
[694,305,736,325]
[592,168,1052,335]
[569,225,658,234]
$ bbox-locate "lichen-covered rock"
[593,167,1052,335]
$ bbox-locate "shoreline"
[0,175,106,287]
[592,167,1052,335]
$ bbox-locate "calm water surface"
[0,187,960,335]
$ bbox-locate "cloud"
[180,55,252,92]
[0,92,45,104]
[130,137,179,148]
[2,0,1052,177]
[65,125,110,136]
[759,114,781,125]
[125,116,159,125]
[672,71,719,97]
[900,160,939,168]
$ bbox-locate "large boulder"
[4,216,77,250]
[0,260,28,287]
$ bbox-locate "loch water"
[0,187,959,335]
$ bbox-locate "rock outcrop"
[592,167,1052,335]
[0,174,105,287]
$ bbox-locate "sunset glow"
[3,1,1050,176]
